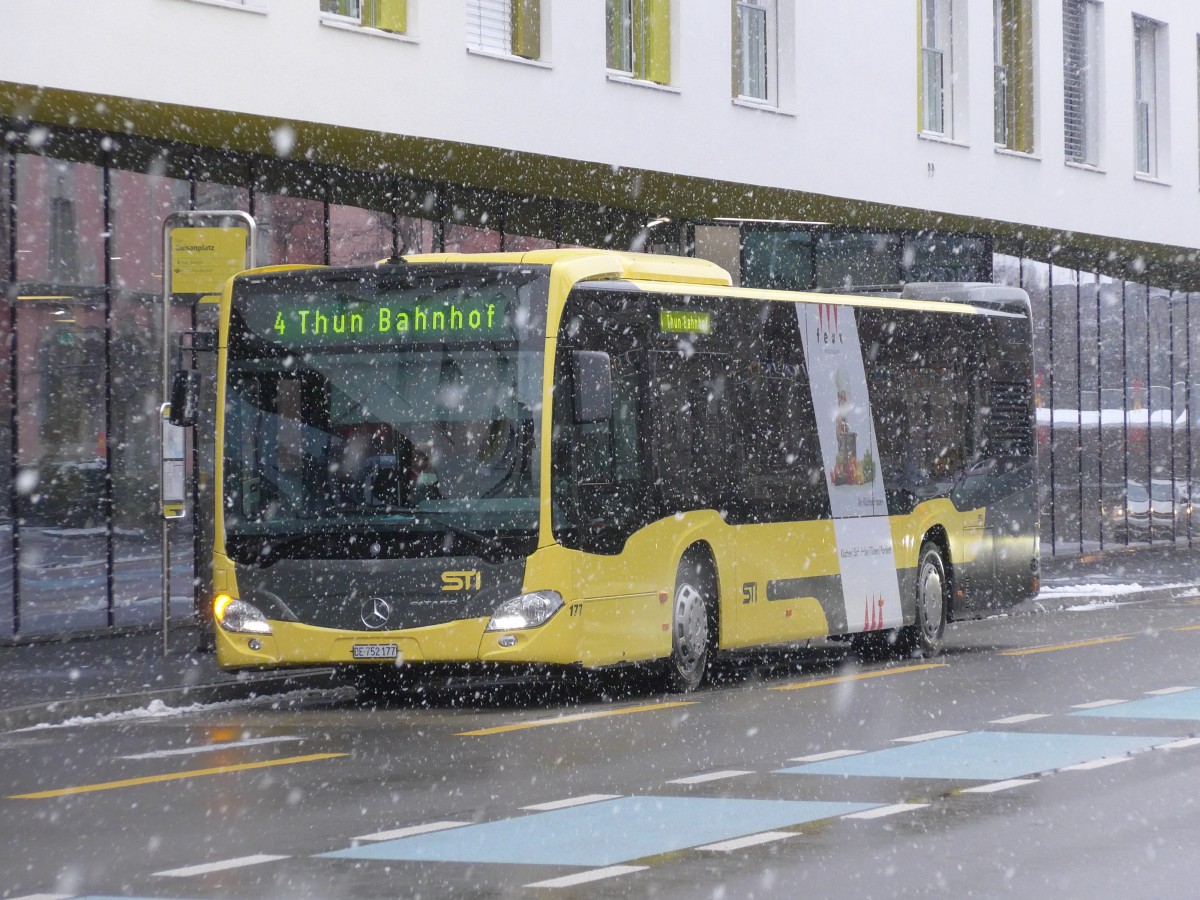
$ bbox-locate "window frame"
[735,0,776,104]
[1133,15,1168,179]
[1063,0,1103,168]
[606,0,672,86]
[920,0,951,135]
[994,0,1037,154]
[918,0,967,141]
[319,0,407,35]
[466,0,541,60]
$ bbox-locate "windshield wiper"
[322,502,416,518]
[414,513,510,561]
[233,532,322,567]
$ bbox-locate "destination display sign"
[660,308,712,335]
[237,290,514,348]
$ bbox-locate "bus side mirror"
[168,370,200,427]
[572,351,612,424]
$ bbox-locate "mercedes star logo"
[360,597,392,630]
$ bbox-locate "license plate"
[352,643,399,660]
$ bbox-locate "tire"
[899,542,948,657]
[663,553,716,692]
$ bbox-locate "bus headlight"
[213,594,273,635]
[485,591,563,631]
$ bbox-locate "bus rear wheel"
[899,542,948,657]
[664,555,715,692]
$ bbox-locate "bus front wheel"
[664,554,715,692]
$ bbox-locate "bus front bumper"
[213,607,602,671]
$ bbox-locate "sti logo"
[442,570,482,592]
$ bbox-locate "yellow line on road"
[1173,623,1200,631]
[7,752,347,800]
[770,662,947,691]
[999,635,1132,656]
[456,701,696,736]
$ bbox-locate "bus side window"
[652,352,735,511]
[733,303,829,522]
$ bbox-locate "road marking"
[1071,699,1126,709]
[771,662,946,692]
[121,735,304,760]
[7,752,346,799]
[155,854,288,877]
[9,894,72,899]
[666,770,754,785]
[1060,756,1131,772]
[788,749,864,763]
[697,831,794,851]
[842,803,928,819]
[960,778,1039,794]
[989,714,1052,725]
[455,702,696,737]
[353,821,470,843]
[893,730,966,743]
[525,865,647,888]
[1000,635,1132,656]
[1146,686,1196,695]
[1157,737,1200,750]
[1172,623,1200,630]
[522,794,621,812]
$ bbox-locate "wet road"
[3,592,1200,898]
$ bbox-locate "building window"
[320,0,406,34]
[735,1,775,102]
[1063,0,1101,166]
[606,0,671,85]
[920,0,951,134]
[467,0,540,59]
[1134,16,1167,177]
[48,167,79,284]
[994,0,1036,153]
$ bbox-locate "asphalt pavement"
[0,543,1196,733]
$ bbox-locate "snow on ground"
[14,689,336,731]
[1036,581,1196,612]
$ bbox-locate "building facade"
[2,0,1200,638]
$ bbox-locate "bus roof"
[400,248,734,287]
[578,278,1027,320]
[232,250,1026,319]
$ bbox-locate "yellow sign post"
[160,211,255,655]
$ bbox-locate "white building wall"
[1,0,1198,251]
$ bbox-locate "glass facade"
[0,123,1197,639]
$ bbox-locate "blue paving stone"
[322,795,878,867]
[776,731,1170,781]
[1071,690,1200,721]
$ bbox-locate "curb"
[0,668,342,733]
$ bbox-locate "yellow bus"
[197,249,1038,691]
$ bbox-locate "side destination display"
[237,291,513,347]
[796,302,903,633]
[660,308,713,334]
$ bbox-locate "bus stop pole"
[160,211,255,656]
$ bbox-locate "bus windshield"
[222,266,548,560]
